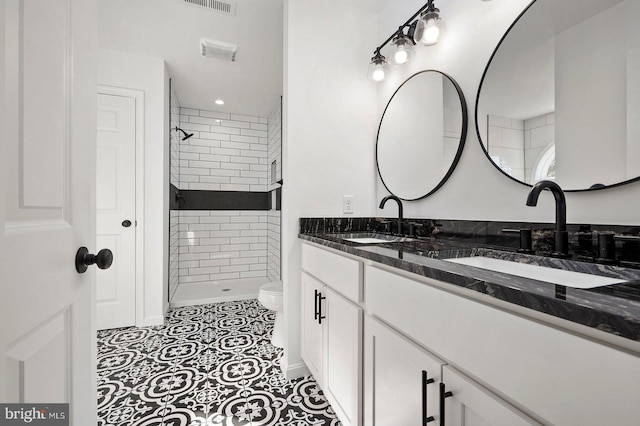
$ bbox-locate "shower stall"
[169,86,282,306]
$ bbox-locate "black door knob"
[122,220,132,228]
[75,247,113,273]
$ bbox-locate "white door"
[364,316,443,426]
[442,366,542,426]
[0,0,98,422]
[96,93,137,330]
[324,287,362,426]
[300,272,324,383]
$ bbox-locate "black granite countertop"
[299,231,640,345]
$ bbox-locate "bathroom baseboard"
[140,315,165,327]
[284,362,310,381]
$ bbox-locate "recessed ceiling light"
[215,99,225,105]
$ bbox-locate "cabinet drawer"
[365,264,640,426]
[301,243,362,303]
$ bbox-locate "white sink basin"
[335,233,415,244]
[444,256,626,289]
[343,237,395,244]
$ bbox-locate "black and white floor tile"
[97,299,342,426]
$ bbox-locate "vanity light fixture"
[369,0,443,82]
[215,99,225,105]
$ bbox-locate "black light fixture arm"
[373,0,434,54]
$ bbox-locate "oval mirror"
[377,70,468,200]
[476,0,640,191]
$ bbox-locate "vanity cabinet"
[365,264,640,426]
[364,316,444,425]
[301,243,363,426]
[300,239,640,425]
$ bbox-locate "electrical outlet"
[343,195,354,214]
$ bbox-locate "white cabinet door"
[364,316,443,426]
[441,366,541,426]
[0,0,97,421]
[324,287,362,426]
[301,272,324,383]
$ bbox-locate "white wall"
[555,3,627,188]
[97,49,169,326]
[374,0,640,226]
[282,0,378,378]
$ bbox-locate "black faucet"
[526,180,568,257]
[379,195,403,235]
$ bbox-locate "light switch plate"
[343,195,354,214]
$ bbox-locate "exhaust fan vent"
[200,38,238,62]
[183,0,236,16]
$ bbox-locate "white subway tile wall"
[179,108,269,192]
[169,210,180,301]
[524,112,555,181]
[178,210,268,282]
[267,210,281,282]
[169,84,181,301]
[267,101,282,281]
[169,106,282,300]
[487,114,526,181]
[487,112,555,184]
[170,88,181,187]
[443,106,463,173]
[267,101,282,191]
[174,108,272,293]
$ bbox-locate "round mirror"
[377,70,468,200]
[476,0,640,191]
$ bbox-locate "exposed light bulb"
[215,99,225,105]
[372,66,386,82]
[394,49,409,65]
[421,18,440,45]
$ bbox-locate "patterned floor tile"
[97,299,341,426]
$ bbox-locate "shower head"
[175,126,194,141]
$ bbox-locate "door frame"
[97,85,146,327]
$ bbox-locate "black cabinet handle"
[314,289,319,321]
[422,370,435,424]
[122,220,132,228]
[318,292,326,325]
[75,247,113,273]
[439,382,453,426]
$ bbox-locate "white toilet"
[258,281,284,348]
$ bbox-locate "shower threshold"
[170,276,271,307]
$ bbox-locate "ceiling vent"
[183,0,236,16]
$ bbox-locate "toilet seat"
[260,281,283,295]
[258,281,283,310]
